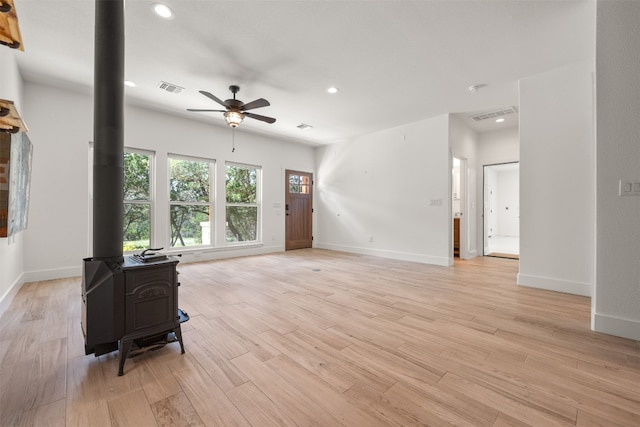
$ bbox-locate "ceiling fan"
[187,85,276,128]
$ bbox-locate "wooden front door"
[285,170,313,250]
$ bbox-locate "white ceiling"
[14,0,595,146]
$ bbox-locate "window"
[123,149,153,251]
[169,155,214,247]
[225,163,260,243]
[289,173,311,194]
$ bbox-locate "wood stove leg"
[118,339,133,376]
[173,326,185,354]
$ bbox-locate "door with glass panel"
[285,170,313,250]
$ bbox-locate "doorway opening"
[483,162,519,259]
[452,156,468,260]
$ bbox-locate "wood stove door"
[124,263,178,336]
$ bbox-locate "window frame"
[123,147,155,253]
[168,153,216,249]
[225,161,262,245]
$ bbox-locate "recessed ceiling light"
[468,84,485,93]
[124,80,137,87]
[327,87,339,94]
[297,123,313,130]
[152,3,174,19]
[496,118,505,123]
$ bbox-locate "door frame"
[452,156,469,261]
[482,161,519,256]
[284,169,314,250]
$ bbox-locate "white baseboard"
[17,245,285,285]
[593,312,640,341]
[175,244,284,264]
[22,266,82,283]
[0,272,25,317]
[314,242,450,266]
[517,273,592,297]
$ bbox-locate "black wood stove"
[82,254,186,376]
[82,0,186,376]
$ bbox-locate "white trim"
[517,273,592,297]
[593,312,640,341]
[176,243,283,263]
[14,244,284,286]
[0,272,25,317]
[314,242,450,266]
[23,266,82,283]
[11,244,286,285]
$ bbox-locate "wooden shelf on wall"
[0,0,23,50]
[0,99,28,133]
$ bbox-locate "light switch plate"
[619,180,640,196]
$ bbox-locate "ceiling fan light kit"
[224,110,244,127]
[187,85,276,129]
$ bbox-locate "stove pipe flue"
[93,0,124,263]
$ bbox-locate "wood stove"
[82,255,185,375]
[82,0,186,376]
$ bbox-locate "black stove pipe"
[93,0,124,263]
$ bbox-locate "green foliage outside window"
[226,165,259,242]
[123,154,261,248]
[170,158,212,247]
[123,151,151,251]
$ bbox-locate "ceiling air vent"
[157,81,185,94]
[470,106,518,122]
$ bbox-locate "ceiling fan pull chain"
[231,127,235,153]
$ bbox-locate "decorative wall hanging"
[0,0,24,50]
[0,130,32,237]
[0,99,28,133]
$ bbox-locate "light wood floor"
[1,249,639,426]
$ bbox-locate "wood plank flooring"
[1,249,638,426]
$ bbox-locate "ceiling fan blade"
[199,90,228,107]
[245,112,276,124]
[241,98,270,111]
[187,108,226,113]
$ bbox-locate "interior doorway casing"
[452,156,469,262]
[483,162,519,258]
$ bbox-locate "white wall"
[449,115,478,258]
[21,81,315,281]
[518,62,595,297]
[315,114,451,265]
[593,1,640,340]
[21,83,92,281]
[477,127,519,168]
[0,48,25,314]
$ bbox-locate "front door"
[285,170,313,250]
